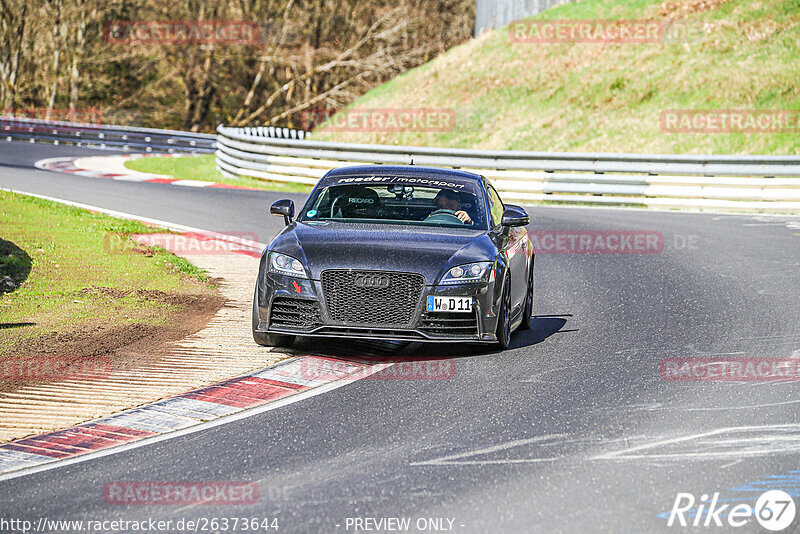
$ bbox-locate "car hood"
[271,221,497,284]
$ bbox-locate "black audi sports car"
[252,165,534,349]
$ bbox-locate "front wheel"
[495,276,512,350]
[252,287,294,348]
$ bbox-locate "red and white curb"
[0,355,388,479]
[0,190,405,480]
[0,190,398,481]
[34,153,256,190]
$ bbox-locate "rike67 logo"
[667,490,796,531]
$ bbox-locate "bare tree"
[44,0,65,118]
[0,0,474,130]
[0,0,30,109]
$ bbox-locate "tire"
[495,276,512,349]
[252,287,294,348]
[519,269,534,330]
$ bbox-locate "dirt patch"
[0,287,225,393]
[79,284,224,305]
[131,242,158,257]
[659,0,732,19]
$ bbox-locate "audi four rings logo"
[354,274,391,288]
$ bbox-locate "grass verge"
[125,154,314,193]
[0,190,218,359]
[312,0,800,155]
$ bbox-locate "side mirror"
[270,199,294,226]
[501,206,529,228]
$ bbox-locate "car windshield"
[299,176,488,229]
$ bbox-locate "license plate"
[427,296,472,313]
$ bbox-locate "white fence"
[474,0,578,37]
[216,125,800,213]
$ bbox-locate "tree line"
[0,0,474,131]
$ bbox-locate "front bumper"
[255,271,501,343]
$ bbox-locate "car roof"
[324,165,485,183]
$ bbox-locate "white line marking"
[0,188,267,249]
[410,434,567,466]
[682,398,800,411]
[414,459,560,466]
[592,424,800,461]
[720,459,743,469]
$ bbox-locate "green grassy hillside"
[313,0,800,154]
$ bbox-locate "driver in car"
[426,189,473,224]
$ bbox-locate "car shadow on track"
[292,313,573,362]
[510,314,574,350]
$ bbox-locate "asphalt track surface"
[2,141,800,533]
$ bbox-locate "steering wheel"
[425,209,464,224]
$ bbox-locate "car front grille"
[269,297,322,329]
[320,270,425,327]
[420,310,479,337]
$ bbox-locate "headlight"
[439,261,493,284]
[268,251,307,278]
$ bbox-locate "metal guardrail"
[1,116,216,153]
[216,125,800,213]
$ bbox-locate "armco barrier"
[1,116,217,154]
[216,124,800,213]
[1,116,310,155]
